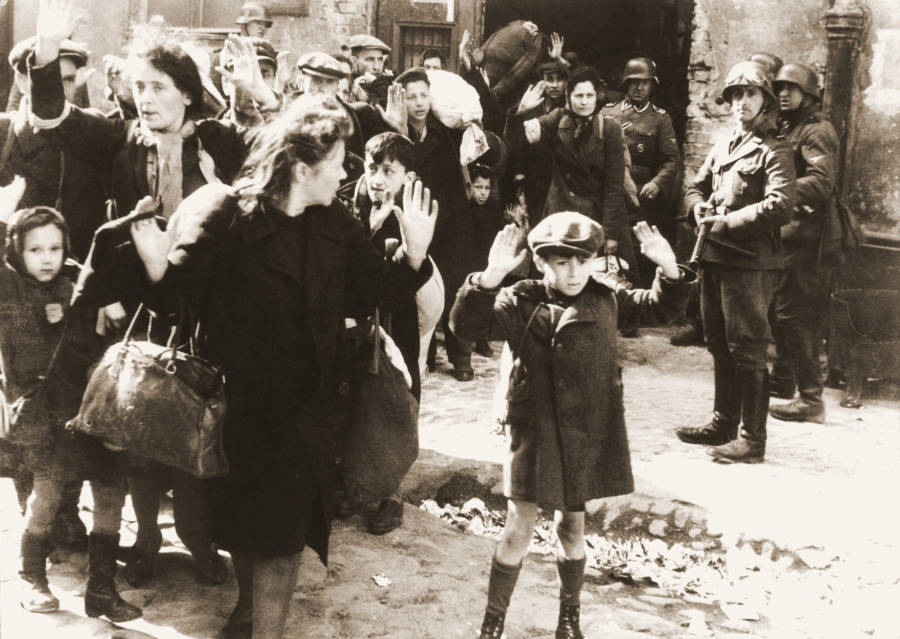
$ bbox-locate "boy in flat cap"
[450,214,691,639]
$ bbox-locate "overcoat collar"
[555,281,607,332]
[710,126,766,171]
[557,112,604,162]
[238,200,345,310]
[513,279,608,333]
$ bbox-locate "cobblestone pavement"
[1,326,898,638]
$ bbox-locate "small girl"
[450,213,691,638]
[0,206,140,620]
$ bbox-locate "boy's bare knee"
[554,512,585,548]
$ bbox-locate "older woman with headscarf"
[28,0,278,589]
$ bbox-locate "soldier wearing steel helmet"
[601,57,681,286]
[235,1,272,39]
[768,63,843,424]
[674,60,796,464]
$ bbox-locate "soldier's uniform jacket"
[685,125,796,270]
[777,105,842,253]
[600,99,681,197]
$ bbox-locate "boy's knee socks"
[557,556,586,606]
[485,556,523,617]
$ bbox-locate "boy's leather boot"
[676,356,740,445]
[556,603,584,639]
[478,611,505,639]
[85,533,142,622]
[709,369,768,464]
[19,531,59,612]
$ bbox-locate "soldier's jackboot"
[770,313,796,399]
[676,357,740,445]
[770,329,825,423]
[709,368,768,464]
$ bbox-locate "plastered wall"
[683,0,827,175]
[845,0,900,235]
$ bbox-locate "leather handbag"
[69,304,229,478]
[340,309,419,506]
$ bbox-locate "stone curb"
[401,449,803,557]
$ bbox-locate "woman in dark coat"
[29,7,276,586]
[128,94,438,639]
[510,65,638,274]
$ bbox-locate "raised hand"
[129,196,172,283]
[516,81,546,114]
[35,0,79,66]
[395,178,437,271]
[216,35,278,109]
[480,223,527,289]
[548,32,564,60]
[378,83,408,134]
[458,29,472,71]
[275,50,297,94]
[633,221,679,279]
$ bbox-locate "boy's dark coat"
[450,273,688,507]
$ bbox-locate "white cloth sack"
[426,69,489,166]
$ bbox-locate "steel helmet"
[773,63,820,99]
[721,60,776,104]
[621,57,659,87]
[235,2,272,26]
[748,52,783,79]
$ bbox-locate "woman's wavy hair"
[127,37,204,121]
[233,94,353,213]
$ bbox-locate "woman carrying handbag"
[28,0,277,587]
[126,94,438,639]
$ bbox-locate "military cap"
[748,52,783,79]
[621,57,659,86]
[721,60,776,104]
[536,59,568,77]
[773,63,820,99]
[347,34,391,55]
[297,52,348,79]
[9,36,89,73]
[528,212,605,257]
[235,2,272,26]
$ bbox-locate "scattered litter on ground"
[372,573,392,588]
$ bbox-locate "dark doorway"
[483,0,693,143]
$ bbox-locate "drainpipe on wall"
[823,0,868,197]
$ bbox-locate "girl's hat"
[4,206,70,276]
[528,211,604,257]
